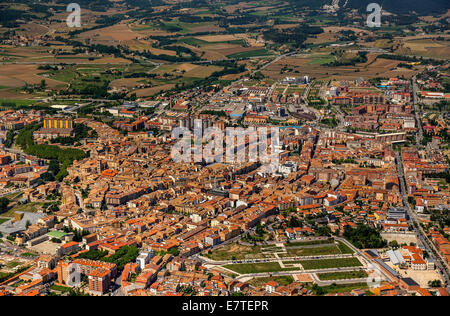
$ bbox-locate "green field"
[0,99,36,107]
[317,271,368,281]
[157,19,217,34]
[0,272,9,281]
[227,49,273,59]
[47,231,67,239]
[285,239,334,247]
[178,37,210,46]
[50,284,71,293]
[21,252,38,258]
[312,282,369,295]
[179,37,246,47]
[308,55,335,65]
[280,245,342,257]
[6,261,22,269]
[337,241,355,254]
[284,257,363,270]
[0,218,9,225]
[223,262,300,274]
[248,275,294,287]
[0,192,23,202]
[2,202,44,217]
[208,239,350,261]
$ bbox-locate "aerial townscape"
[0,0,449,300]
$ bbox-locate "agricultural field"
[262,52,422,81]
[131,84,176,98]
[227,49,273,59]
[0,56,230,99]
[0,0,438,103]
[0,55,131,99]
[307,54,336,65]
[76,23,142,44]
[151,63,223,79]
[0,64,67,98]
[400,37,450,59]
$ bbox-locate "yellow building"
[43,117,73,130]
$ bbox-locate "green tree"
[428,280,442,288]
[343,224,387,249]
[0,197,9,214]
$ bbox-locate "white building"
[136,250,154,270]
[278,161,298,177]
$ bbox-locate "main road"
[411,77,424,148]
[394,151,450,290]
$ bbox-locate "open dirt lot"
[401,38,450,59]
[28,240,60,256]
[195,34,240,42]
[381,233,418,245]
[294,273,314,282]
[77,23,142,45]
[131,84,175,97]
[110,78,147,89]
[152,63,222,78]
[126,39,177,56]
[387,262,444,289]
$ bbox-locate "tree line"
[16,124,87,182]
